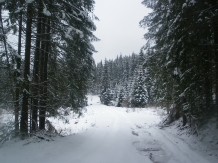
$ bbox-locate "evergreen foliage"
[117,88,124,107]
[100,88,112,106]
[140,0,218,124]
[0,0,98,138]
[93,53,148,107]
[92,0,218,127]
[131,67,148,108]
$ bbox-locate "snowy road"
[0,95,216,163]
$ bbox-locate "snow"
[42,2,51,16]
[13,53,22,58]
[14,7,23,14]
[22,89,30,94]
[26,0,34,4]
[182,3,187,9]
[27,74,32,82]
[43,8,51,17]
[65,27,73,39]
[166,9,170,18]
[189,0,196,5]
[0,95,217,163]
[0,109,13,128]
[62,11,66,19]
[16,76,24,82]
[173,67,179,75]
[65,27,84,39]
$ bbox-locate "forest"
[91,0,218,127]
[0,0,218,143]
[0,0,98,140]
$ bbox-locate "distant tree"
[131,67,148,107]
[100,59,112,105]
[100,87,112,106]
[117,88,124,107]
[93,53,142,107]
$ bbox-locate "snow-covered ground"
[0,95,217,163]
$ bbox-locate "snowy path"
[0,95,216,163]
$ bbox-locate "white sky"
[92,0,151,63]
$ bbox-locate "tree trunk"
[39,15,46,130]
[15,11,22,136]
[32,0,43,132]
[20,4,33,138]
[40,18,50,130]
[43,17,50,115]
[211,0,218,115]
[204,49,212,112]
[0,4,9,65]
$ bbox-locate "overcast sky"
[92,0,151,63]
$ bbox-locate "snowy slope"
[0,95,217,163]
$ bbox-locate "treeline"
[0,0,98,139]
[92,0,218,125]
[90,51,149,108]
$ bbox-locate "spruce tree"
[131,67,148,108]
[117,88,124,107]
[100,59,112,105]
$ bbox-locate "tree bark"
[43,17,50,119]
[20,4,33,138]
[15,10,22,136]
[211,0,218,115]
[32,0,43,132]
[39,16,50,130]
[0,4,9,65]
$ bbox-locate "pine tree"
[117,88,124,107]
[100,87,112,106]
[131,66,148,108]
[93,53,144,107]
[100,59,112,105]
